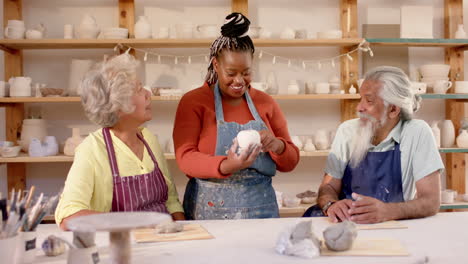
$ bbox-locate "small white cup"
[15,231,37,264]
[157,27,169,38]
[433,80,452,94]
[315,82,330,94]
[455,81,468,94]
[410,82,427,94]
[64,24,74,39]
[441,189,455,204]
[0,235,21,264]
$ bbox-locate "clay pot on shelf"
[441,120,455,148]
[64,127,84,156]
[20,119,47,152]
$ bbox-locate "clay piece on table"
[275,220,320,259]
[323,221,358,251]
[154,221,184,234]
[296,190,317,204]
[42,235,66,257]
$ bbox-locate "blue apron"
[303,143,404,217]
[183,82,279,220]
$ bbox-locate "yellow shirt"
[55,127,183,225]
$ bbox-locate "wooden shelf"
[420,94,468,100]
[439,148,468,153]
[367,38,468,48]
[440,198,468,210]
[0,153,176,163]
[0,38,364,51]
[0,94,361,103]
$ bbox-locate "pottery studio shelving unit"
[1,0,468,217]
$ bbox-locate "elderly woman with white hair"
[304,66,444,224]
[55,54,184,230]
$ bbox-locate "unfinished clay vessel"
[323,221,357,251]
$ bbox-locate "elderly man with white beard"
[303,66,444,224]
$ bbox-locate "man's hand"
[327,199,353,223]
[348,192,390,224]
[259,130,285,154]
[219,139,261,175]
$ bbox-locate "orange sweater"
[173,83,300,179]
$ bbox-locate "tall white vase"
[441,120,455,148]
[134,16,152,39]
[69,59,94,96]
[20,119,47,152]
[64,127,84,156]
[430,121,441,148]
[456,129,468,148]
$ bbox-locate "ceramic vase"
[314,130,330,150]
[431,121,441,148]
[291,136,303,150]
[77,14,100,39]
[64,127,84,156]
[134,16,152,39]
[456,129,468,148]
[20,119,47,152]
[69,59,94,96]
[441,120,455,148]
[303,138,316,152]
[455,24,467,39]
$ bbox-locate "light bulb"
[331,60,335,68]
[175,57,178,65]
[288,60,291,68]
[188,56,192,64]
[158,55,161,63]
[302,61,306,70]
[347,53,353,61]
[317,62,322,70]
[259,50,263,59]
[144,53,148,61]
[272,56,276,64]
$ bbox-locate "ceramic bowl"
[40,88,65,97]
[283,195,301,207]
[317,30,342,39]
[102,27,128,39]
[1,146,21,158]
[420,64,450,77]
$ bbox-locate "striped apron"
[102,127,169,213]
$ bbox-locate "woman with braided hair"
[173,12,299,220]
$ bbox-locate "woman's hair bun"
[221,12,250,38]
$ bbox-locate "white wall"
[0,0,467,199]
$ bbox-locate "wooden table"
[34,212,468,264]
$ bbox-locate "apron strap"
[136,132,159,166]
[102,127,120,177]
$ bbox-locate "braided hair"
[205,12,255,85]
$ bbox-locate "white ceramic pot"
[455,24,467,39]
[77,14,100,39]
[291,136,303,150]
[20,119,47,152]
[314,129,330,150]
[25,29,43,39]
[9,77,32,97]
[431,121,441,148]
[456,129,468,148]
[441,120,455,148]
[64,127,84,156]
[287,80,300,95]
[134,16,152,39]
[69,59,94,96]
[303,138,316,152]
[196,24,218,38]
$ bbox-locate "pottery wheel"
[67,212,171,264]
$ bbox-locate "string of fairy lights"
[114,39,373,70]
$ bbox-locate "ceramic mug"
[15,231,37,264]
[441,189,455,204]
[433,80,452,94]
[455,81,468,94]
[315,82,330,94]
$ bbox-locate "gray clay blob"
[290,220,321,248]
[323,221,358,251]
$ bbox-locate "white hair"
[80,54,140,127]
[363,66,422,121]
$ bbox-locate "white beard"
[349,112,388,168]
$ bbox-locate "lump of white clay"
[323,221,358,251]
[42,235,66,257]
[237,130,260,153]
[276,220,321,259]
[155,221,184,234]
